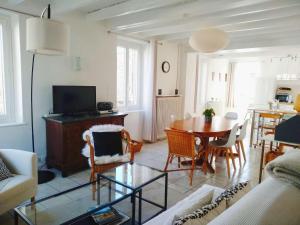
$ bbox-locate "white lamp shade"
[26,18,69,55]
[189,28,229,53]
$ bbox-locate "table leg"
[259,140,265,183]
[14,211,18,225]
[181,136,215,173]
[131,192,136,225]
[109,180,112,202]
[201,137,215,174]
[164,173,168,211]
[97,174,100,205]
[250,109,255,147]
[138,190,142,225]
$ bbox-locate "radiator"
[156,96,182,139]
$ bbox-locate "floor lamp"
[26,4,68,184]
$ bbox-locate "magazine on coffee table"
[91,206,129,225]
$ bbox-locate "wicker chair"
[85,129,136,200]
[164,128,202,185]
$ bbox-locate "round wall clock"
[162,61,170,73]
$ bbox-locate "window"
[0,15,15,123]
[117,39,143,110]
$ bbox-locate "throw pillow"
[215,181,250,208]
[92,131,123,157]
[0,158,12,181]
[173,198,227,225]
[173,190,214,222]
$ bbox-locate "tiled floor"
[1,139,262,225]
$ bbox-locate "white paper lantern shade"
[26,18,69,55]
[189,28,229,53]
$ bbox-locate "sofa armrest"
[0,149,37,179]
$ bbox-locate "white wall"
[265,58,300,101]
[0,12,124,161]
[183,53,197,115]
[156,41,178,96]
[0,10,190,158]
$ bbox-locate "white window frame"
[0,14,15,123]
[117,38,144,111]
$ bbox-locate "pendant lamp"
[189,28,229,53]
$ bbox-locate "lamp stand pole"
[30,53,55,184]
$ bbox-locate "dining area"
[164,112,249,185]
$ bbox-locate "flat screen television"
[53,85,96,115]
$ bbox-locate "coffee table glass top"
[15,181,132,225]
[100,163,164,189]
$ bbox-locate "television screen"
[53,86,96,114]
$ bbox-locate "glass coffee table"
[14,177,133,225]
[14,163,167,225]
[99,163,168,225]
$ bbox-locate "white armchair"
[0,149,37,214]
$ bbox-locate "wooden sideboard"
[43,113,127,177]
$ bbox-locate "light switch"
[72,56,81,71]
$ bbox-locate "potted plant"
[203,108,215,122]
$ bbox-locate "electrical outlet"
[37,156,43,163]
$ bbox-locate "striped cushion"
[173,182,249,225]
[208,178,300,225]
[173,198,226,225]
[0,158,12,181]
[215,181,249,207]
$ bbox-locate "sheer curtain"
[226,62,236,108]
[233,61,262,117]
[142,40,157,142]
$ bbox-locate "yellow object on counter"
[294,94,300,112]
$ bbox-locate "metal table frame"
[98,163,168,225]
[14,177,134,225]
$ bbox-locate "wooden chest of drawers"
[44,113,127,176]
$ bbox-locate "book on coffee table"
[113,210,130,225]
[92,206,129,225]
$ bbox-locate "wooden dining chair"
[235,119,249,165]
[258,113,282,136]
[164,128,201,185]
[256,112,283,150]
[85,129,135,200]
[209,124,239,178]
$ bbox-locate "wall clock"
[162,61,170,73]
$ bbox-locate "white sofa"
[145,177,300,225]
[145,184,225,225]
[0,149,37,214]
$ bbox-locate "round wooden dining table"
[169,116,240,174]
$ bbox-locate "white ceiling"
[2,0,300,52]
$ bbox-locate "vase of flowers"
[203,108,215,122]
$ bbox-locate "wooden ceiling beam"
[226,35,300,50]
[136,6,300,37]
[152,14,300,41]
[177,34,300,51]
[51,0,100,13]
[104,0,273,28]
[86,0,187,21]
[110,0,300,33]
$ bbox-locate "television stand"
[87,111,101,116]
[43,112,127,176]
